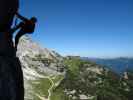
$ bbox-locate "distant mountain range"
[81,57,133,73]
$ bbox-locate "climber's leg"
[15,29,25,50]
[14,57,24,100]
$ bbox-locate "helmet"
[30,17,37,23]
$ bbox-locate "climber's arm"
[16,13,29,22]
[10,22,23,34]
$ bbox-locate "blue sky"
[20,0,133,58]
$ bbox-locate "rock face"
[0,0,19,32]
[0,56,23,100]
[16,36,65,99]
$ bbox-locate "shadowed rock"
[0,0,19,32]
[0,0,24,100]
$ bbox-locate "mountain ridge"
[81,57,133,73]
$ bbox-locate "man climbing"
[11,14,37,100]
[13,13,37,50]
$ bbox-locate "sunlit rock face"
[17,36,65,99]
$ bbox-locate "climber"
[14,13,37,50]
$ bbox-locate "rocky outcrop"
[16,36,65,99]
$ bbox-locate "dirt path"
[47,76,55,100]
[36,76,56,100]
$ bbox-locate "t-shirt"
[20,20,35,33]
